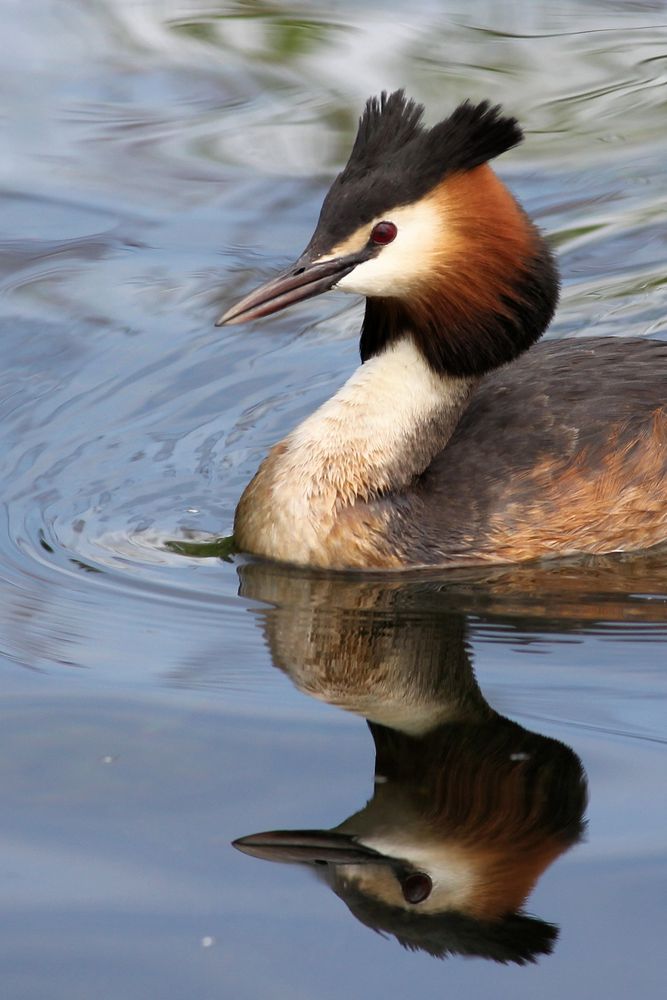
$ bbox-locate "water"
[1,1,666,996]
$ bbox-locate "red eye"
[370,221,397,245]
[401,872,432,904]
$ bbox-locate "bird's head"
[218,91,558,377]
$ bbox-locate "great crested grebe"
[219,91,667,570]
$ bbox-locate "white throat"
[235,338,474,566]
[290,338,472,485]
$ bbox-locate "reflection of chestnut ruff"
[235,564,588,964]
[340,718,586,962]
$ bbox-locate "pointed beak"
[232,829,384,865]
[216,251,360,326]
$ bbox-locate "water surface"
[1,1,667,997]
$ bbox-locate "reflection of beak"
[216,251,360,326]
[232,829,385,865]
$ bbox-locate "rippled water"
[2,1,667,997]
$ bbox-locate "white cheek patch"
[334,199,444,298]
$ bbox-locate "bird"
[233,563,587,963]
[218,91,667,570]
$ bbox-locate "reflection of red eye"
[401,872,432,904]
[370,221,397,245]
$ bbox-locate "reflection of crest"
[234,563,589,964]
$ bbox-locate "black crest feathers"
[310,91,523,252]
[344,91,425,179]
[343,90,523,186]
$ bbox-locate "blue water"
[1,1,666,997]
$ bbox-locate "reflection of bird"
[219,91,667,570]
[234,564,588,964]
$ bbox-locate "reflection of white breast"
[329,689,464,736]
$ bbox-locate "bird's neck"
[234,338,474,567]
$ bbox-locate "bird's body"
[235,335,667,569]
[416,337,667,567]
[220,92,667,570]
